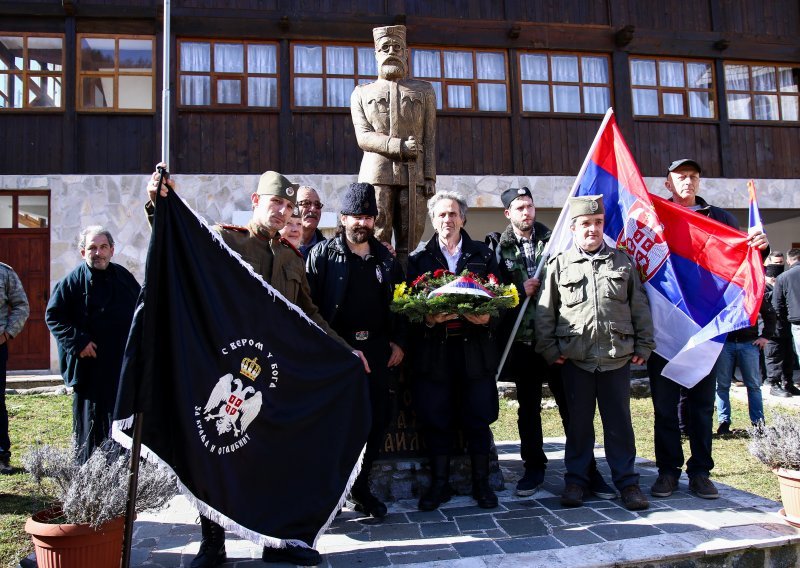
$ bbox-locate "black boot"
[784,379,800,396]
[350,473,387,519]
[471,454,498,509]
[418,455,452,511]
[770,381,792,397]
[190,516,226,568]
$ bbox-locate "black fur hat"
[340,182,378,216]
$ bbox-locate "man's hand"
[381,241,397,257]
[753,337,769,349]
[353,350,371,373]
[147,162,175,202]
[747,229,769,251]
[631,355,646,365]
[425,312,457,326]
[523,277,541,297]
[464,313,490,326]
[388,342,404,367]
[79,341,98,359]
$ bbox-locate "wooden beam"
[63,13,77,173]
[714,58,733,177]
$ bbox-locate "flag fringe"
[111,420,366,550]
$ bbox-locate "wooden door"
[0,191,50,370]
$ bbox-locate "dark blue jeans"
[0,343,9,453]
[648,353,715,479]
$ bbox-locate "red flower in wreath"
[412,273,428,287]
[433,269,451,279]
[488,274,499,286]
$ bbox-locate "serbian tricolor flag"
[428,276,495,298]
[545,108,764,387]
[112,189,370,549]
[748,179,764,235]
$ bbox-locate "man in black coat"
[46,226,140,464]
[406,191,501,511]
[306,182,406,519]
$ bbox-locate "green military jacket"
[535,244,655,372]
[214,222,352,351]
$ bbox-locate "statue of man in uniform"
[350,25,437,261]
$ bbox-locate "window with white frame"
[411,48,508,112]
[724,62,799,122]
[292,43,376,108]
[518,52,610,114]
[0,34,64,110]
[630,57,714,119]
[78,35,154,111]
[178,40,278,108]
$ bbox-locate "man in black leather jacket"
[306,182,406,519]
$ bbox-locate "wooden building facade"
[1,0,799,179]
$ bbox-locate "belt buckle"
[355,330,369,341]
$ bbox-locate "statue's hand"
[423,180,436,198]
[402,136,418,157]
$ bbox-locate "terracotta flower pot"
[774,468,800,527]
[24,507,125,568]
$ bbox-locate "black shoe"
[588,470,617,500]
[621,485,649,511]
[770,384,792,398]
[190,517,226,568]
[560,483,584,507]
[262,544,321,566]
[471,454,498,509]
[516,468,544,497]
[350,489,387,519]
[0,451,11,475]
[419,455,452,511]
[689,475,719,499]
[787,383,800,396]
[716,421,731,435]
[650,474,679,498]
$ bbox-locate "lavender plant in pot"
[748,412,800,526]
[22,442,176,568]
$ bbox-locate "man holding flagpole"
[648,158,769,501]
[146,168,369,567]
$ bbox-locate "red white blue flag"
[545,109,764,387]
[748,179,764,235]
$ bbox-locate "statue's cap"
[373,25,406,45]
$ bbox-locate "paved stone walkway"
[121,438,799,567]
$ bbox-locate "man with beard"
[297,185,326,258]
[486,188,615,500]
[46,226,140,464]
[351,25,437,262]
[305,182,406,519]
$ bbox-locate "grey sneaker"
[650,474,679,497]
[588,471,617,500]
[689,475,719,499]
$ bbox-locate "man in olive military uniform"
[147,167,368,567]
[536,195,654,512]
[487,187,614,500]
[306,182,406,520]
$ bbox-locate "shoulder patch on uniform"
[279,237,303,258]
[217,224,248,233]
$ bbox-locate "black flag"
[113,190,370,548]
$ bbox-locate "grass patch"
[492,393,782,501]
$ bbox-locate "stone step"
[6,374,63,392]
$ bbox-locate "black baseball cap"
[667,159,702,174]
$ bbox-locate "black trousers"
[351,337,392,488]
[561,361,638,490]
[764,337,794,386]
[505,343,550,471]
[414,337,498,456]
[648,353,715,479]
[0,343,8,453]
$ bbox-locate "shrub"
[748,412,800,471]
[23,442,177,529]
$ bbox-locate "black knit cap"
[340,182,378,216]
[501,187,533,209]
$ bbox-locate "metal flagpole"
[494,108,616,381]
[120,3,170,567]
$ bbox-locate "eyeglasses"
[297,200,324,210]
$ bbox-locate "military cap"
[667,158,702,174]
[340,182,378,217]
[568,195,604,220]
[373,25,406,45]
[501,187,533,209]
[256,171,299,205]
